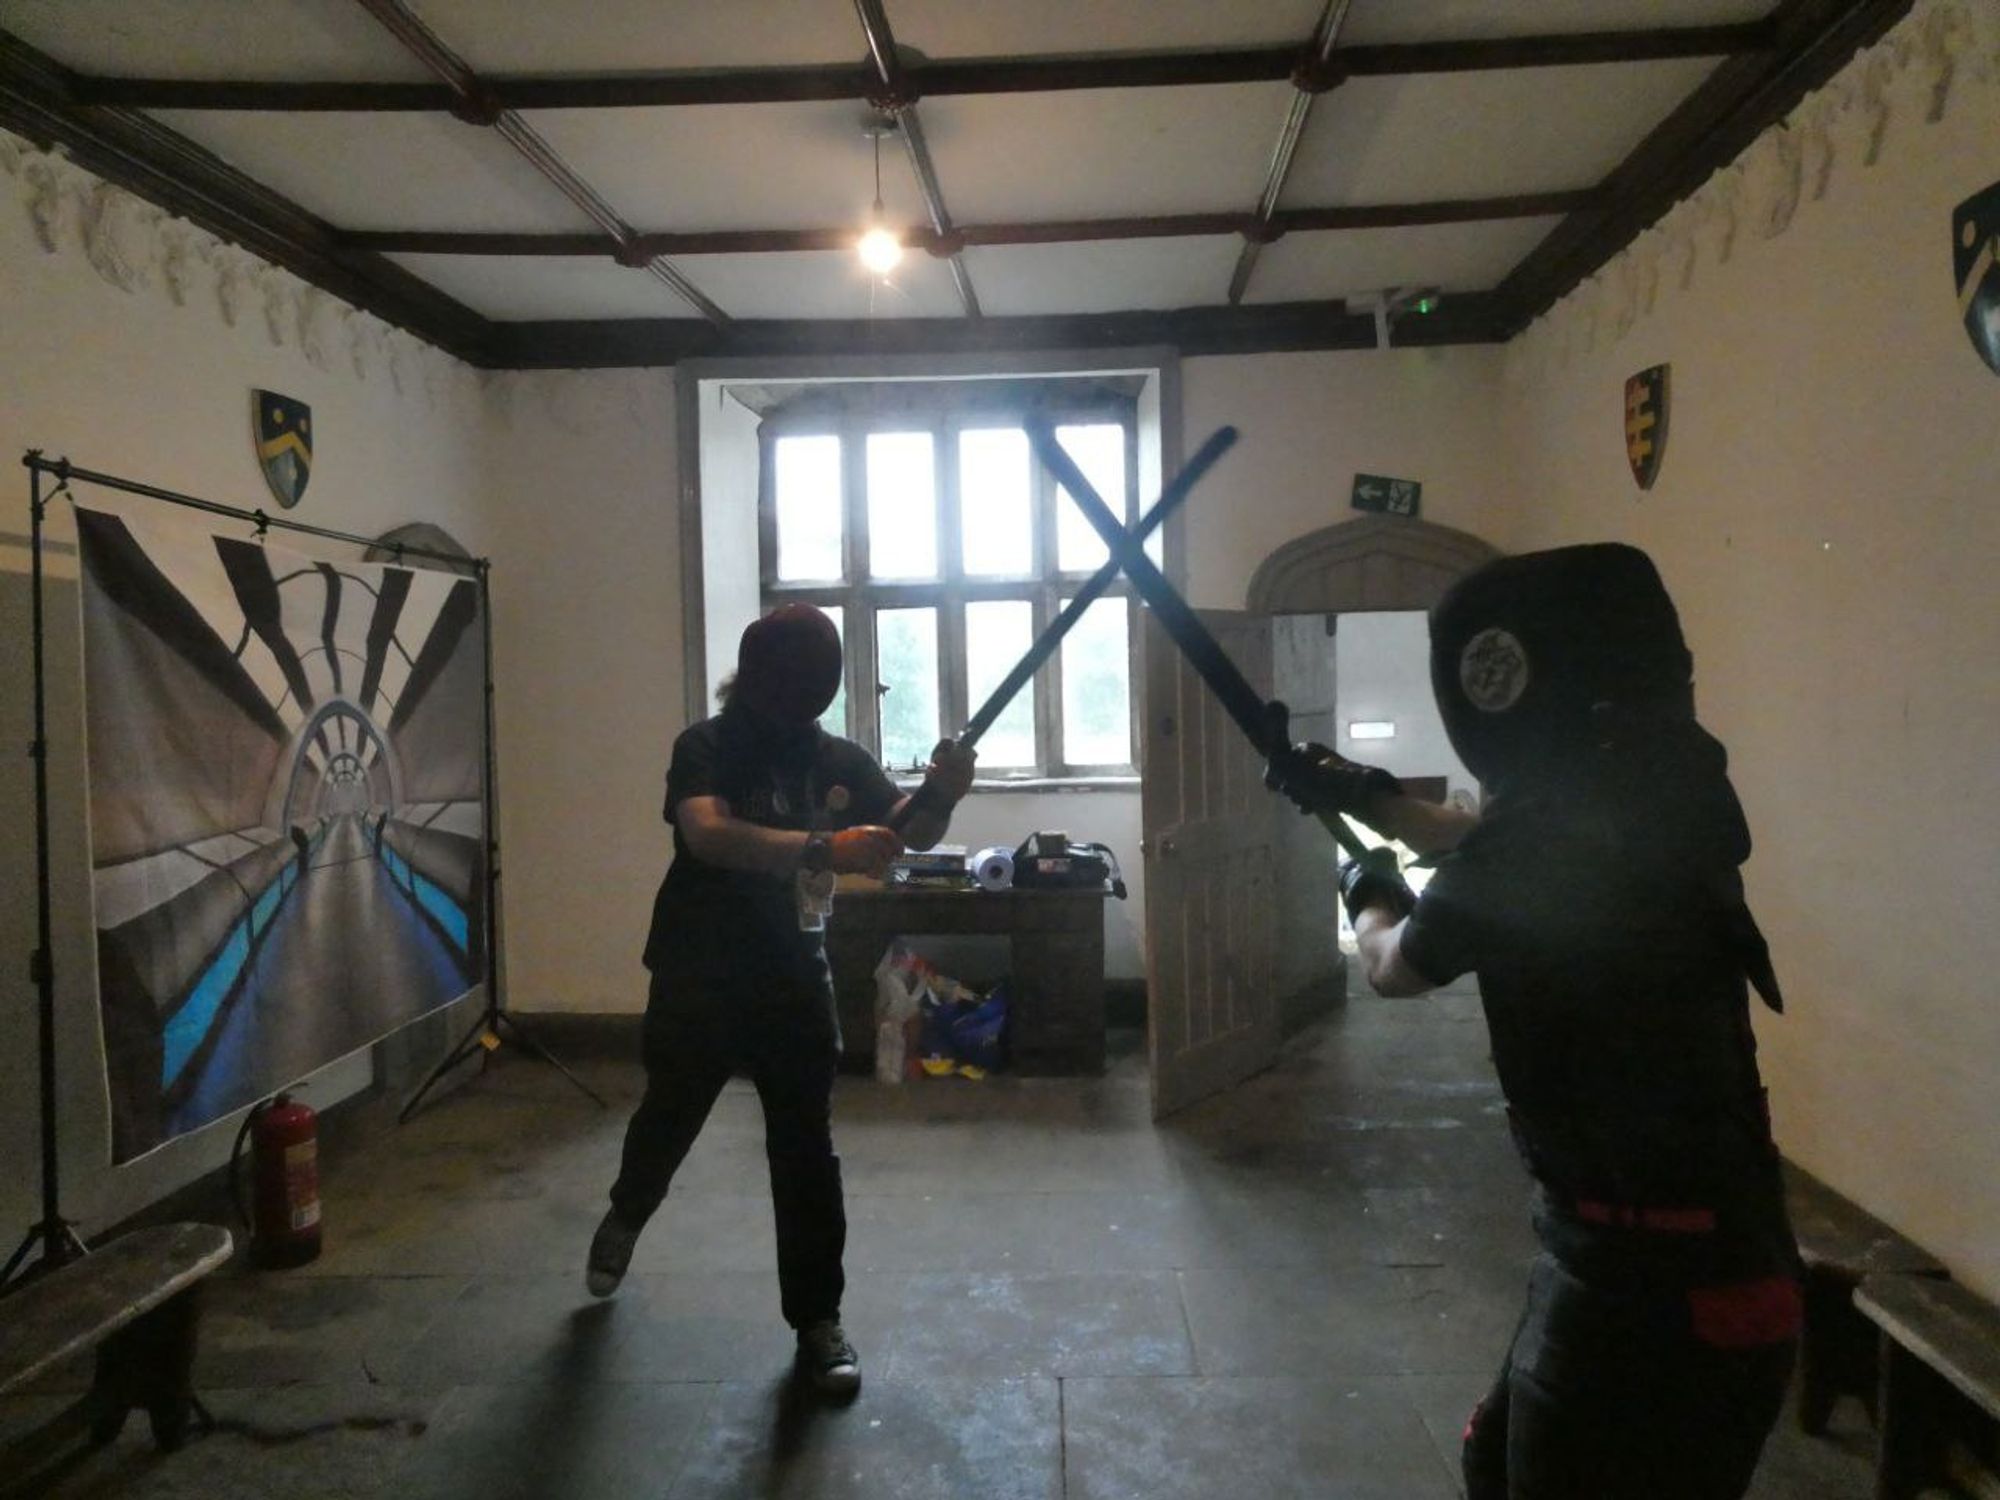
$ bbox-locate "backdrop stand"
[8,454,598,1202]
[4,456,90,1291]
[398,562,604,1122]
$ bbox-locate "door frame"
[1246,516,1500,616]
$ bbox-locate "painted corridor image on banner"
[77,509,486,1162]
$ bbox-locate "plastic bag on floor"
[918,975,1010,1079]
[873,942,936,1085]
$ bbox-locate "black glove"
[1264,742,1403,818]
[1338,847,1416,923]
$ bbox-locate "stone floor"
[4,975,1880,1498]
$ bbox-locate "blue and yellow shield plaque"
[253,390,312,508]
[1624,364,1669,491]
[1954,180,2000,376]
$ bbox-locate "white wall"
[698,385,762,709]
[1495,18,2000,1297]
[1333,611,1474,801]
[0,135,493,1242]
[482,371,681,1014]
[1179,346,1509,610]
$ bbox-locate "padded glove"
[1264,742,1402,818]
[829,826,903,878]
[1337,847,1417,923]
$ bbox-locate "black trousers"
[608,965,845,1330]
[1464,1254,1797,1500]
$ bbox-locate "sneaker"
[585,1209,640,1298]
[796,1319,862,1397]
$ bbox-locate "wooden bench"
[0,1223,233,1455]
[1857,1273,2000,1500]
[1785,1162,1949,1434]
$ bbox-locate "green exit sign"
[1351,473,1421,517]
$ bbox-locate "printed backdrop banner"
[77,507,487,1162]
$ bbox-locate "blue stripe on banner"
[412,872,470,952]
[161,921,251,1087]
[252,879,283,934]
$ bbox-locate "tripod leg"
[398,1005,494,1123]
[495,1012,608,1108]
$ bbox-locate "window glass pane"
[959,428,1033,576]
[1053,423,1126,573]
[774,434,843,581]
[817,605,847,738]
[867,431,938,579]
[1061,597,1131,767]
[964,601,1036,769]
[876,606,939,771]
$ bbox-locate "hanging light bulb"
[857,118,904,276]
[858,220,904,275]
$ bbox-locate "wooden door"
[1140,607,1281,1119]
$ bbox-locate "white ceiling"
[1245,218,1567,304]
[968,237,1247,317]
[922,84,1296,223]
[150,109,594,232]
[530,103,933,233]
[0,0,1785,327]
[1284,60,1725,204]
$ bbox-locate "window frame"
[756,383,1145,782]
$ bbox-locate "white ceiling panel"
[1244,218,1564,303]
[1,0,428,80]
[891,0,1323,57]
[412,0,866,73]
[527,104,931,233]
[1341,0,1773,45]
[385,254,694,319]
[1283,59,1720,204]
[924,84,1294,223]
[968,237,1242,316]
[682,251,965,320]
[148,110,593,232]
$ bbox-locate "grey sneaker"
[586,1209,640,1298]
[796,1319,862,1397]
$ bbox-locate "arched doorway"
[1251,516,1499,1034]
[1246,515,1499,615]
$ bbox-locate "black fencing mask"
[735,604,844,728]
[1429,544,1695,794]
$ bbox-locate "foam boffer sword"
[888,424,1240,834]
[1024,421,1372,862]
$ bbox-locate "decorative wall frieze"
[1506,0,2000,385]
[0,125,480,408]
[482,366,663,436]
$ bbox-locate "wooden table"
[825,879,1111,1075]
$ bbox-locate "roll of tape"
[972,846,1015,893]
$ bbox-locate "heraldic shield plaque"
[1624,364,1670,491]
[1955,179,2000,376]
[253,389,312,508]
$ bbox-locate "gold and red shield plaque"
[1624,365,1669,491]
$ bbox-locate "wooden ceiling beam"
[484,291,1514,369]
[345,0,731,325]
[342,191,1596,260]
[0,30,494,363]
[66,22,1775,113]
[1494,0,1913,331]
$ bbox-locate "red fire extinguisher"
[230,1092,322,1268]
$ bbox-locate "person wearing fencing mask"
[1267,544,1800,1500]
[585,603,975,1397]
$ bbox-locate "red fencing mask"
[734,604,843,726]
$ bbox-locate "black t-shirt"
[642,708,900,984]
[1400,793,1795,1284]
